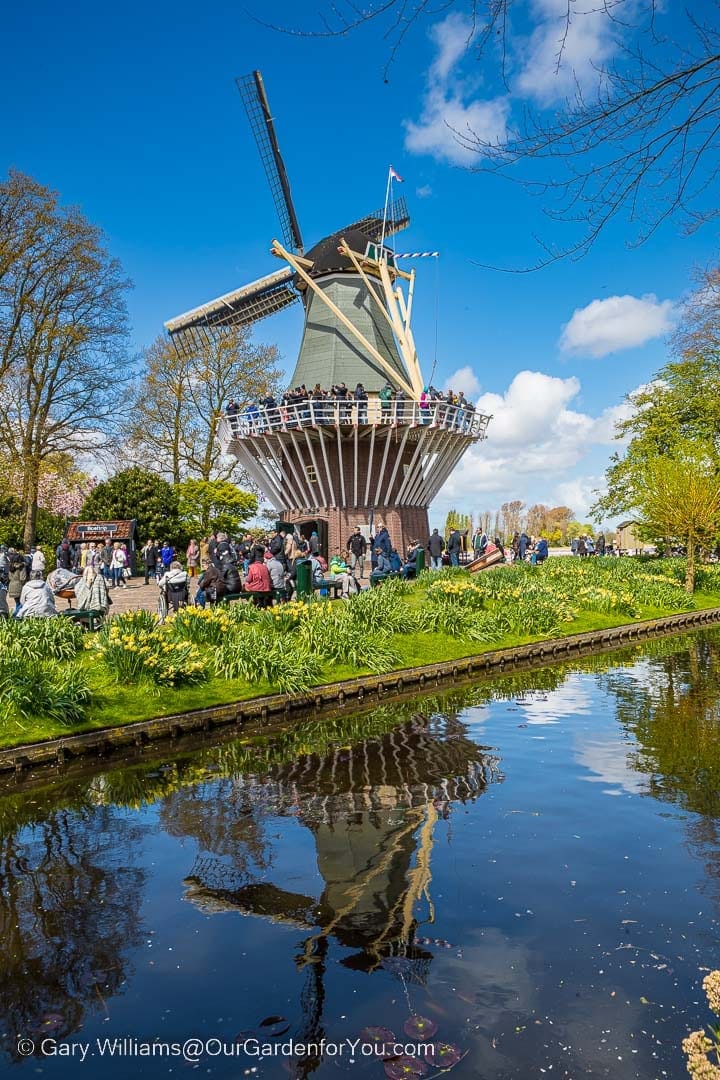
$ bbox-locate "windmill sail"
[339,196,410,242]
[165,68,492,565]
[165,267,299,349]
[236,71,304,254]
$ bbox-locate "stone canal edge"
[3,606,720,776]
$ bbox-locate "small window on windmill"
[306,465,317,484]
[402,464,410,478]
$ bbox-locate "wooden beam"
[341,244,413,282]
[271,239,415,397]
[317,428,337,506]
[378,260,424,398]
[272,249,314,269]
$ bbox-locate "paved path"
[58,577,184,616]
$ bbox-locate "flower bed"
[0,556,717,740]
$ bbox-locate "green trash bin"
[296,558,313,600]
[415,547,426,576]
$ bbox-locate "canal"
[1,631,719,1078]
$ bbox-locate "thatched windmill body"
[165,71,491,555]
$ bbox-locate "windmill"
[165,71,491,557]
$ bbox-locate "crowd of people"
[0,518,614,620]
[226,383,478,434]
[0,540,118,618]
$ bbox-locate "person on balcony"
[225,399,240,434]
[260,393,277,429]
[354,383,367,423]
[379,383,393,422]
[393,387,407,424]
[420,388,430,425]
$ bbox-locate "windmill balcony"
[219,399,489,447]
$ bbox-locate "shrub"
[0,617,84,662]
[0,658,92,726]
[682,969,720,1077]
[164,606,234,646]
[347,582,420,633]
[299,605,400,673]
[90,619,208,687]
[213,626,321,694]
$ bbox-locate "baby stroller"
[157,578,189,621]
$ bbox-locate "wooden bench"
[222,589,286,607]
[369,570,402,587]
[61,608,105,631]
[313,578,344,599]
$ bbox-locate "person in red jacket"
[244,547,272,605]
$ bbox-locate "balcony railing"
[220,399,488,442]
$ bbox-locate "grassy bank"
[2,557,720,751]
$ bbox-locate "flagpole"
[379,166,393,259]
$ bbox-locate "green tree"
[0,495,64,551]
[595,271,720,523]
[176,479,257,539]
[0,171,131,548]
[634,448,720,592]
[79,468,181,545]
[444,509,471,538]
[565,521,584,542]
[595,352,720,520]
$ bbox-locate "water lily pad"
[359,1026,395,1051]
[383,1056,428,1079]
[403,1016,438,1040]
[428,1042,463,1069]
[33,1012,65,1034]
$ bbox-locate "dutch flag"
[389,166,404,183]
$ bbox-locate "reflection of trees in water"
[0,803,144,1061]
[161,777,274,877]
[598,631,720,904]
[600,634,720,817]
[2,628,716,1072]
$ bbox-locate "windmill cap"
[299,229,374,283]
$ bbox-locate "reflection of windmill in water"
[165,72,492,555]
[182,714,502,1075]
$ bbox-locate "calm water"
[1,633,720,1079]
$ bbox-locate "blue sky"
[2,0,715,528]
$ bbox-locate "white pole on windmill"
[379,166,393,258]
[379,166,403,254]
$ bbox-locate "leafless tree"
[127,328,282,484]
[270,1,720,267]
[501,498,525,536]
[0,171,130,547]
[671,263,720,359]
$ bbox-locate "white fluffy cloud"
[404,14,509,165]
[559,294,676,357]
[443,364,482,398]
[515,0,620,105]
[431,369,640,526]
[407,2,633,166]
